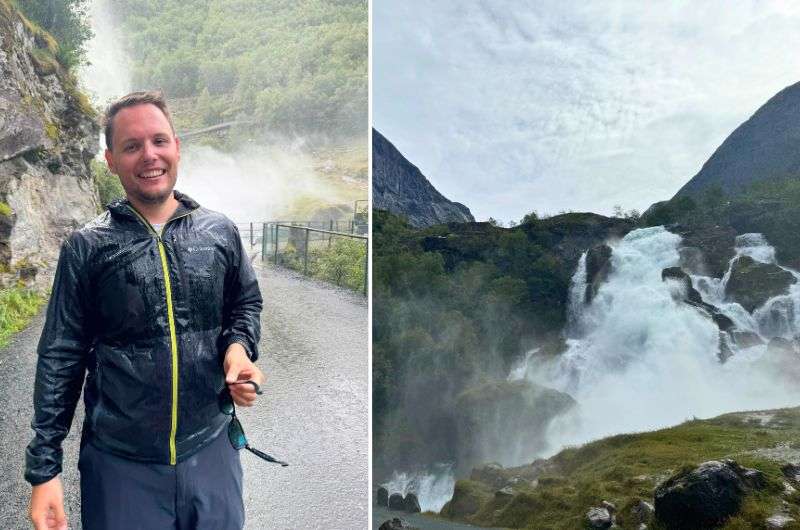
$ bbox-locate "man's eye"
[124,144,137,152]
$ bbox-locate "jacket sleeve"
[25,234,92,485]
[219,223,263,362]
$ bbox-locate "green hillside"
[438,407,800,529]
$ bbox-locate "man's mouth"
[138,169,166,179]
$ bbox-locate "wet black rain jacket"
[25,191,262,485]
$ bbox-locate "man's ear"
[104,148,116,174]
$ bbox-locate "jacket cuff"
[222,334,258,362]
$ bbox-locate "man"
[25,91,265,530]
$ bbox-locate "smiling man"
[25,91,264,530]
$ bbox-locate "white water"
[80,0,131,107]
[381,465,456,513]
[528,226,800,453]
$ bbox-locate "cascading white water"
[381,465,456,513]
[530,226,800,452]
[80,0,132,106]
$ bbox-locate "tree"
[16,0,93,68]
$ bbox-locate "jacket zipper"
[127,205,193,465]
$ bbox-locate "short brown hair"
[103,90,176,150]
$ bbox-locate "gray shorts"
[79,429,244,530]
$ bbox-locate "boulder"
[586,507,613,529]
[388,493,405,511]
[378,517,420,530]
[654,460,766,529]
[585,244,613,303]
[731,330,764,349]
[377,486,389,507]
[403,493,420,513]
[470,463,507,489]
[782,463,800,483]
[495,486,515,500]
[440,480,493,520]
[766,514,795,529]
[628,499,654,525]
[725,256,796,312]
[674,225,737,278]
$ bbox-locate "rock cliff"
[372,128,474,228]
[673,81,800,200]
[0,2,99,286]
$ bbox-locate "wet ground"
[0,264,368,529]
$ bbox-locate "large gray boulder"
[388,493,405,511]
[377,486,389,507]
[403,493,421,513]
[586,507,613,529]
[654,460,766,529]
[725,256,796,312]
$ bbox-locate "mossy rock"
[725,255,796,312]
[440,480,493,520]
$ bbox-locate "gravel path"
[0,264,368,529]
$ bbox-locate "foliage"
[91,159,124,208]
[311,237,366,291]
[643,177,800,267]
[372,209,578,471]
[0,202,12,217]
[112,0,367,137]
[13,0,92,68]
[0,286,45,348]
[446,407,800,529]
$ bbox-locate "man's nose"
[141,141,157,162]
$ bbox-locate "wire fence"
[234,221,368,295]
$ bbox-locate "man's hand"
[29,476,67,530]
[224,342,265,407]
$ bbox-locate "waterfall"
[565,252,588,338]
[80,0,132,107]
[529,226,800,452]
[381,465,456,513]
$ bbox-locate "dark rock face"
[403,493,421,513]
[377,486,389,507]
[454,380,575,472]
[378,517,419,530]
[388,493,405,510]
[372,129,474,228]
[725,256,796,312]
[674,81,800,200]
[585,244,612,303]
[675,225,737,279]
[654,460,766,529]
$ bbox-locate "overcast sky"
[374,1,800,223]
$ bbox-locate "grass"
[0,286,45,348]
[443,408,800,529]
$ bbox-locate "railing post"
[273,224,279,265]
[363,240,368,295]
[250,222,254,246]
[261,222,267,261]
[303,228,310,275]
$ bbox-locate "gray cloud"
[374,1,800,222]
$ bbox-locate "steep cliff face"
[0,2,99,285]
[373,128,474,228]
[674,81,800,200]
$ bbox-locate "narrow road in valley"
[0,263,369,529]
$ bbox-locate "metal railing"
[260,223,368,295]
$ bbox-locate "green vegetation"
[312,238,366,292]
[372,210,624,472]
[643,177,800,268]
[112,0,367,137]
[0,202,12,217]
[443,408,800,529]
[0,286,45,348]
[91,160,124,208]
[12,0,92,68]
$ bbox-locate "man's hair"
[103,90,176,150]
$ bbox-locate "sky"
[373,1,800,223]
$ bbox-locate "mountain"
[674,81,800,199]
[372,128,474,227]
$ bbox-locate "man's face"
[105,103,180,206]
